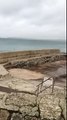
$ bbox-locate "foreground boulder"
[0,109,9,120]
[0,92,39,117]
[38,88,66,120]
[39,95,61,120]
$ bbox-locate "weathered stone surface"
[0,109,9,120]
[11,113,39,120]
[0,69,66,120]
[39,95,61,120]
[0,77,40,94]
[5,93,36,106]
[60,98,66,120]
[0,92,39,117]
[38,88,66,120]
[11,113,23,120]
[20,106,39,117]
[0,65,8,76]
[24,116,39,120]
[0,87,66,120]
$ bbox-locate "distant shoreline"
[0,48,61,53]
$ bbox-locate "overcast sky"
[0,0,66,40]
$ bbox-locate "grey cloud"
[0,0,66,40]
[0,0,40,15]
[0,0,25,15]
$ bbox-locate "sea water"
[0,38,66,53]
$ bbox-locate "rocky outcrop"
[4,54,66,69]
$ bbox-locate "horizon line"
[0,37,65,41]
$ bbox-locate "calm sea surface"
[0,38,66,53]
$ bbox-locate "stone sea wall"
[0,49,61,64]
[5,54,66,69]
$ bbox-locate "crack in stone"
[58,100,65,120]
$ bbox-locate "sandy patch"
[9,68,44,80]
